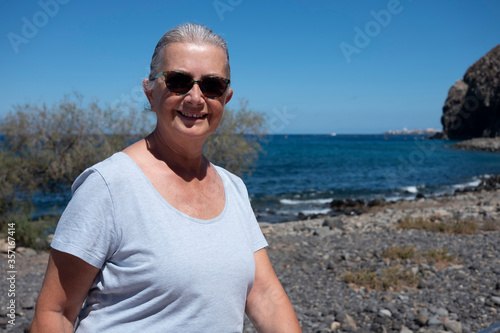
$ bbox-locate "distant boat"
[331,132,336,136]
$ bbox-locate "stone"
[400,326,413,333]
[337,312,357,331]
[444,320,462,333]
[491,296,500,306]
[427,316,442,328]
[330,321,341,331]
[17,247,37,257]
[433,307,449,318]
[441,44,500,139]
[21,296,36,309]
[415,312,428,326]
[379,309,392,318]
[0,239,9,253]
[313,226,335,237]
[322,217,344,230]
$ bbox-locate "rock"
[415,312,428,326]
[444,320,462,333]
[379,309,392,318]
[368,198,386,207]
[400,326,413,333]
[491,296,500,306]
[1,239,11,253]
[17,247,37,257]
[432,307,449,318]
[330,198,366,213]
[313,227,336,237]
[427,316,442,328]
[330,321,341,331]
[336,312,357,331]
[441,44,500,139]
[322,217,344,230]
[415,193,426,199]
[452,137,500,152]
[21,296,36,309]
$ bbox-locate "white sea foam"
[452,179,481,190]
[299,208,331,215]
[280,198,333,205]
[401,186,418,194]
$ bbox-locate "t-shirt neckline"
[115,151,228,224]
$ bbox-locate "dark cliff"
[441,44,500,140]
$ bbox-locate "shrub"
[343,265,420,291]
[421,247,456,263]
[204,99,267,177]
[398,215,478,235]
[382,245,415,260]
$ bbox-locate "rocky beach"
[0,178,499,333]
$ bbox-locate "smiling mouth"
[177,111,207,119]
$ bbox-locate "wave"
[280,198,333,205]
[400,186,418,194]
[452,178,481,190]
[299,208,332,215]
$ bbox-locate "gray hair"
[147,23,230,88]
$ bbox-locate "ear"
[223,88,233,105]
[143,79,155,111]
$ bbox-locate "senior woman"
[31,23,301,332]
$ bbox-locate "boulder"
[441,44,500,139]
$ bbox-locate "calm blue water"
[32,134,500,223]
[243,135,500,222]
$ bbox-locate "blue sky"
[1,0,499,134]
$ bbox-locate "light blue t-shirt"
[51,152,268,332]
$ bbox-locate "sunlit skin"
[144,42,233,160]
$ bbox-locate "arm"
[31,249,100,333]
[246,248,302,333]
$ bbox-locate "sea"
[33,134,500,223]
[243,134,500,222]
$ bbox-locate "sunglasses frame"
[152,71,230,99]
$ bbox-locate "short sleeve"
[247,202,268,252]
[51,168,117,268]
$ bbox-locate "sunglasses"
[152,71,230,99]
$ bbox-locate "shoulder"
[71,152,136,194]
[213,165,245,188]
[213,165,253,203]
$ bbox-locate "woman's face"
[146,42,233,143]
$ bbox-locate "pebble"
[444,320,462,333]
[379,309,392,318]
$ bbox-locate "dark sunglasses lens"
[166,72,193,94]
[200,77,227,98]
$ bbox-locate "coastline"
[2,185,500,332]
[451,137,500,152]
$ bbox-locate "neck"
[146,130,208,180]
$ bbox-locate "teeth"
[180,111,204,118]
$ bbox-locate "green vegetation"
[1,95,266,249]
[397,215,478,234]
[204,99,267,177]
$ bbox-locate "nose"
[184,82,205,105]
